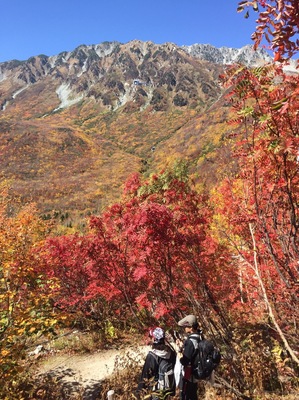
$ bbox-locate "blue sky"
[0,0,260,62]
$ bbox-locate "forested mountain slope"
[0,41,269,217]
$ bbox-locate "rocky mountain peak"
[1,40,228,114]
[181,43,273,66]
[1,40,284,117]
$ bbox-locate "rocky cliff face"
[0,41,271,115]
[181,43,272,66]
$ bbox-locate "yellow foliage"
[0,188,61,391]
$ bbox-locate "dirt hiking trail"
[36,344,151,400]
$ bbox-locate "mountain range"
[0,41,276,222]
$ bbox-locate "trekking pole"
[107,389,115,399]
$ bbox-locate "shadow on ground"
[38,366,103,400]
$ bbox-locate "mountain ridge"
[0,41,272,116]
[0,41,271,66]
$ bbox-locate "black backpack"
[150,352,176,396]
[190,338,221,380]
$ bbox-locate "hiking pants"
[179,378,198,400]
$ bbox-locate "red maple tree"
[42,167,235,335]
[217,62,299,365]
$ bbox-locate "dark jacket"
[137,344,176,393]
[180,332,202,382]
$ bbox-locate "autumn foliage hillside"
[0,40,236,222]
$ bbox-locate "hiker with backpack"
[176,314,221,400]
[136,327,177,399]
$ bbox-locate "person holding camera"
[176,315,203,400]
